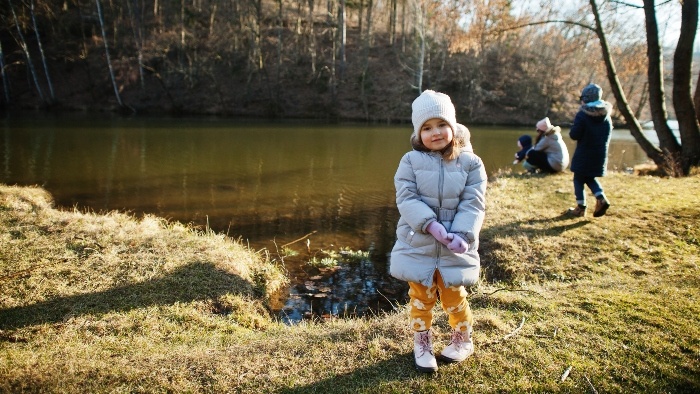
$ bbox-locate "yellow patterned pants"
[408,271,473,332]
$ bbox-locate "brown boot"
[594,198,610,217]
[566,205,586,217]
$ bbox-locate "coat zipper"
[435,157,444,270]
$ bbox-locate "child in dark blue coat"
[512,134,533,165]
[567,83,612,217]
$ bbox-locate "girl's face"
[420,118,453,151]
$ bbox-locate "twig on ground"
[584,375,598,393]
[0,259,68,282]
[530,326,559,339]
[477,287,544,298]
[560,365,572,382]
[503,316,526,340]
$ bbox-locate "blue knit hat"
[580,83,602,103]
[518,134,532,149]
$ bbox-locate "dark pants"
[525,150,555,173]
[573,173,604,205]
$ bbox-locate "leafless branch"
[493,20,595,35]
[610,0,673,8]
[280,231,317,248]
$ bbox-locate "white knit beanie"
[411,90,458,136]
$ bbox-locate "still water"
[1,114,652,322]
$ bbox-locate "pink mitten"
[447,234,469,253]
[426,221,450,245]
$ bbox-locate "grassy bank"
[1,171,699,393]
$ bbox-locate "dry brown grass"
[1,172,699,393]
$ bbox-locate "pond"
[1,113,653,323]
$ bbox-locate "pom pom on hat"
[411,90,458,136]
[536,117,553,132]
[580,83,602,103]
[455,123,474,152]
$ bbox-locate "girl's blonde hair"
[410,125,465,161]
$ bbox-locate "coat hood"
[580,100,613,119]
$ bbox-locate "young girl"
[390,90,487,373]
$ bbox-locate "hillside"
[0,2,603,125]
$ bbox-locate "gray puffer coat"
[390,150,487,288]
[531,129,570,172]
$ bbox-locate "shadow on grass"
[479,213,592,283]
[278,352,430,394]
[0,262,251,330]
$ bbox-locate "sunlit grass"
[1,171,699,393]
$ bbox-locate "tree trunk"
[126,0,146,90]
[0,37,10,104]
[308,0,316,76]
[589,0,664,168]
[643,0,680,154]
[339,0,346,81]
[8,0,44,102]
[30,0,55,102]
[401,0,406,53]
[672,0,700,173]
[96,0,124,107]
[388,0,396,46]
[358,0,363,38]
[694,69,700,120]
[365,0,373,48]
[277,0,283,88]
[415,3,425,93]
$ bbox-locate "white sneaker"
[439,330,474,363]
[413,330,438,373]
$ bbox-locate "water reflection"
[0,114,654,323]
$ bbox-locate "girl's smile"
[420,118,453,151]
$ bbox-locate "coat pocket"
[397,224,434,248]
[397,224,417,245]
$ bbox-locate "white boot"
[413,330,438,373]
[439,329,474,363]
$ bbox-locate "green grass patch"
[1,171,699,393]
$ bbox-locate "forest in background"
[0,0,683,125]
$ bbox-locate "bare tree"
[388,0,397,46]
[588,0,665,168]
[671,0,700,173]
[126,0,146,90]
[29,0,54,102]
[0,37,9,104]
[8,0,44,102]
[96,0,124,107]
[642,0,678,155]
[308,0,317,76]
[587,0,700,175]
[410,0,426,92]
[339,0,346,80]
